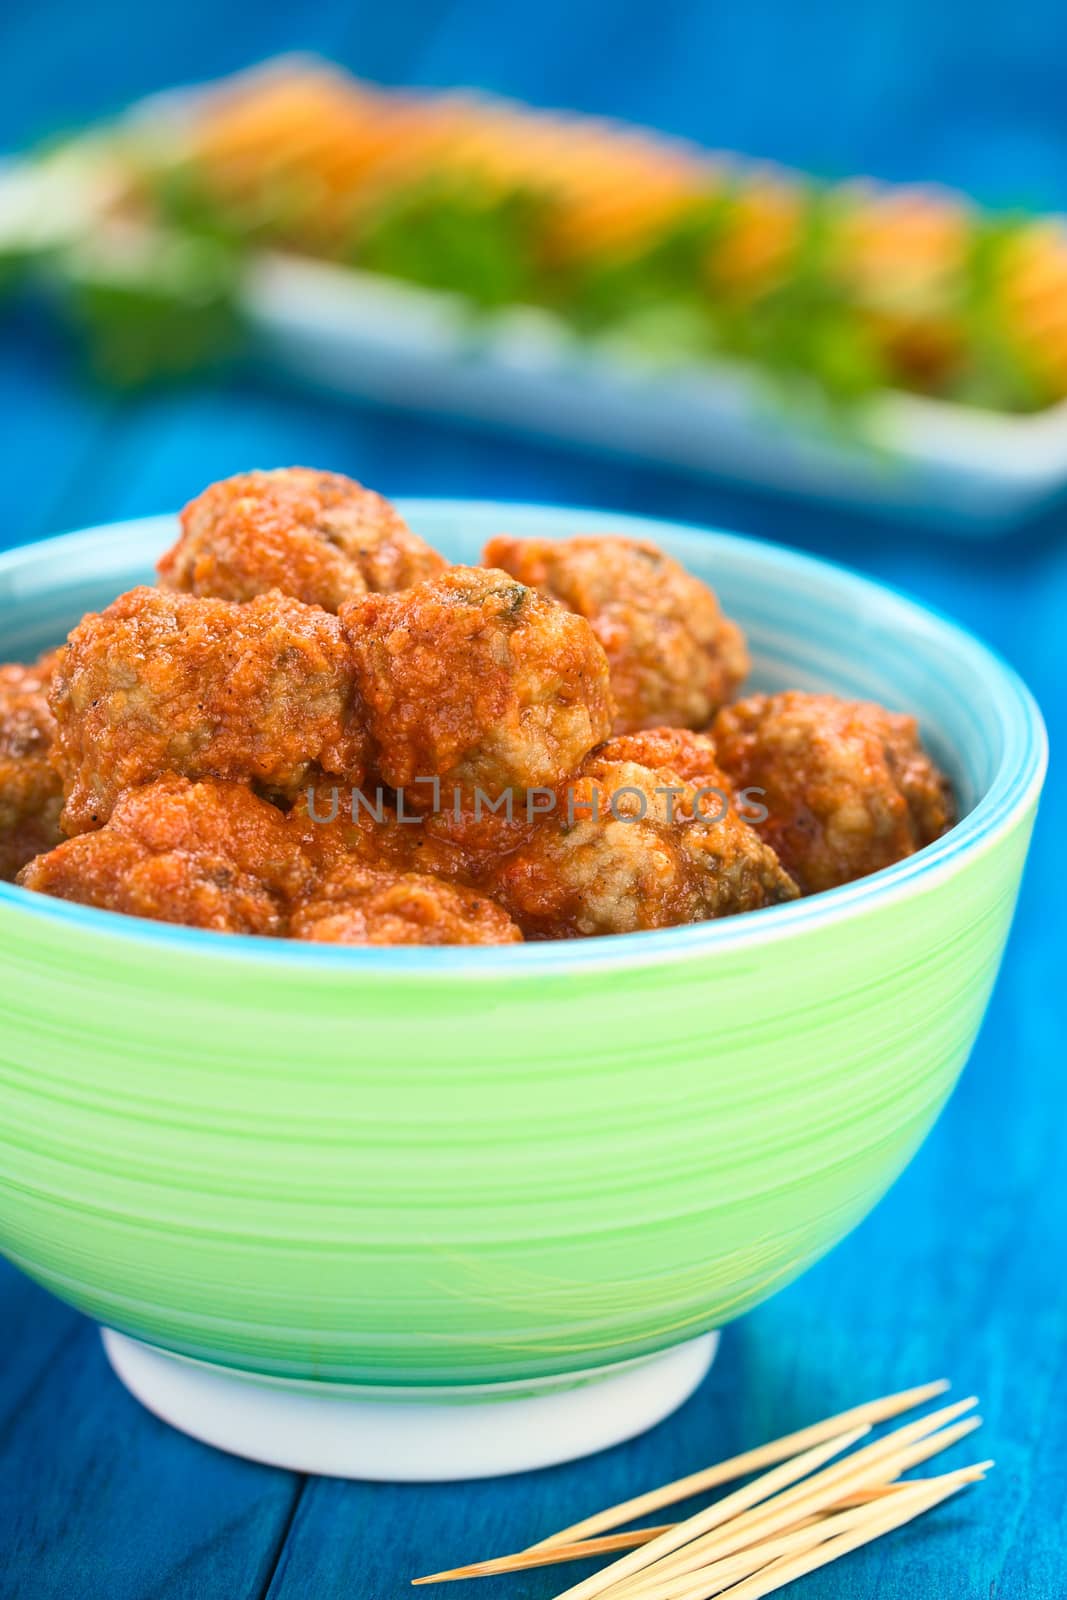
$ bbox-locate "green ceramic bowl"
[0,503,1047,1478]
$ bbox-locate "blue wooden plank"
[0,2,354,151]
[1,1,1066,1596]
[3,0,1067,204]
[0,320,117,555]
[0,1264,304,1600]
[29,368,677,538]
[0,1261,87,1438]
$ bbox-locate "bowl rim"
[0,500,1048,978]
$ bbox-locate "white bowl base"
[102,1328,718,1480]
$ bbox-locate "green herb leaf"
[353,176,552,310]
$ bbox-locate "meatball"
[291,861,522,945]
[341,566,614,801]
[490,749,798,939]
[18,777,311,934]
[0,652,65,881]
[293,782,536,887]
[50,587,367,834]
[158,468,446,611]
[482,535,749,734]
[591,726,721,784]
[712,691,956,893]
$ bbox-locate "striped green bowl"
[0,503,1047,1476]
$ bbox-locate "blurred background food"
[11,57,1067,413]
[5,37,1067,526]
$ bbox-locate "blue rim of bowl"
[0,502,1048,979]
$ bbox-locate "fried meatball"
[18,777,311,934]
[591,726,721,784]
[51,587,367,835]
[293,783,536,887]
[0,652,65,881]
[712,691,956,894]
[159,468,446,611]
[341,566,614,801]
[482,535,749,734]
[291,861,522,945]
[490,751,798,939]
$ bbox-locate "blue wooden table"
[1,4,1065,1596]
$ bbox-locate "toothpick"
[412,1528,678,1585]
[697,1469,989,1600]
[408,1382,975,1592]
[540,1425,872,1600]
[631,1467,990,1600]
[609,1400,980,1600]
[531,1380,948,1551]
[410,1490,907,1585]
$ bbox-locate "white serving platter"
[242,250,1067,532]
